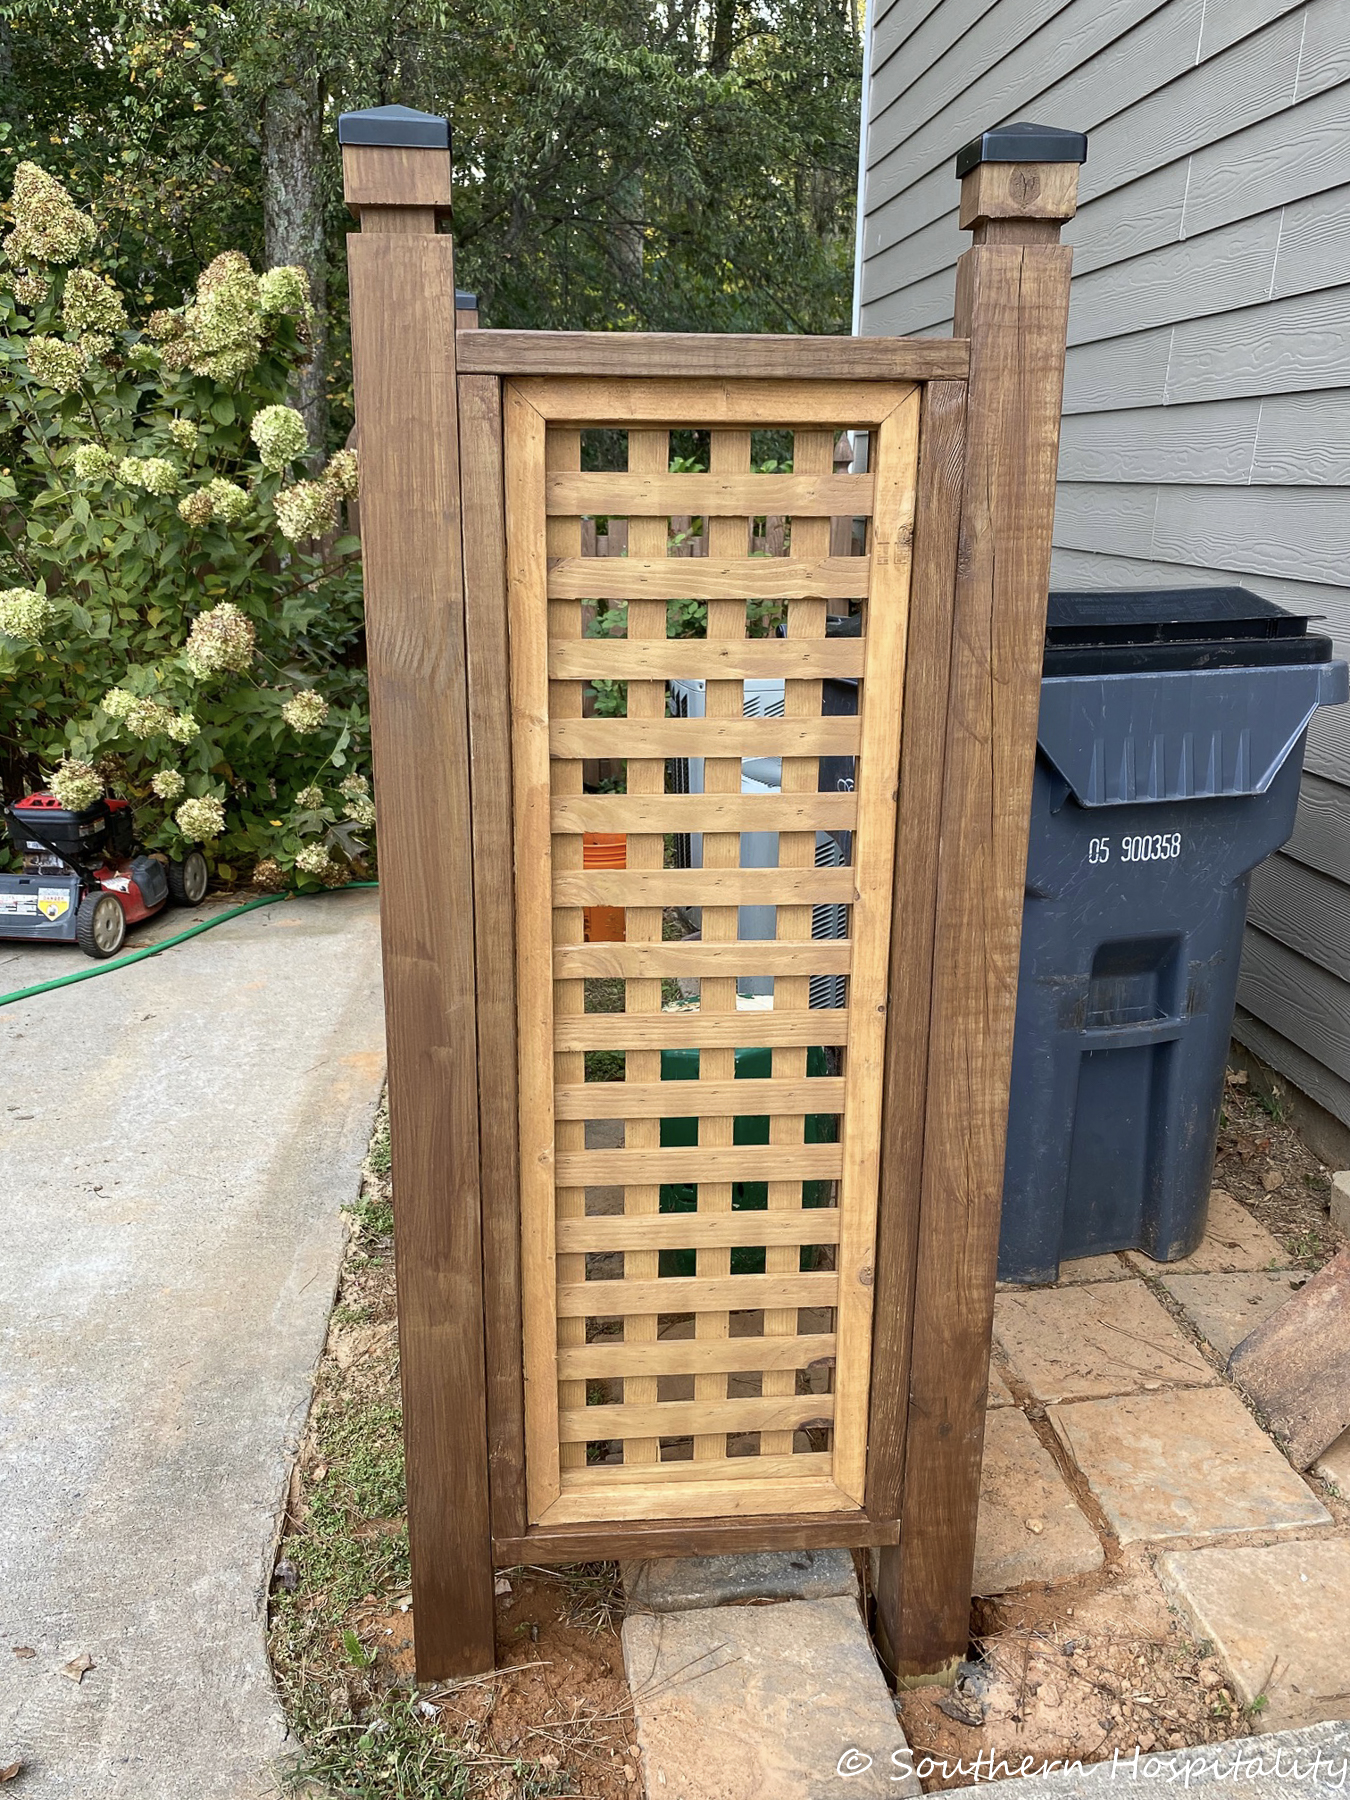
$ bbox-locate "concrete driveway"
[0,887,385,1797]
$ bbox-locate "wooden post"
[340,103,496,1680]
[873,121,1087,1685]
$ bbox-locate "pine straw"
[267,1098,639,1799]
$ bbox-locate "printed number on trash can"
[1087,833,1182,867]
[1122,832,1182,862]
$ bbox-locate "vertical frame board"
[345,219,495,1674]
[459,369,528,1544]
[865,377,968,1526]
[874,133,1085,1685]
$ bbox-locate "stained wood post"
[873,121,1088,1685]
[340,103,496,1680]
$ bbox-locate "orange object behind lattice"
[582,832,626,942]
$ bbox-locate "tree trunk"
[262,73,327,454]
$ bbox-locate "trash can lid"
[1044,587,1332,676]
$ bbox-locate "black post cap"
[455,290,478,311]
[955,121,1087,178]
[337,104,450,150]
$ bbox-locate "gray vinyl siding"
[858,0,1350,1129]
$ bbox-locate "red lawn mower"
[2,792,209,959]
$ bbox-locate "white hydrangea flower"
[178,488,214,528]
[62,267,125,335]
[168,418,198,453]
[294,842,332,876]
[118,455,179,497]
[165,711,201,744]
[344,794,376,827]
[72,443,118,481]
[295,784,324,809]
[338,771,369,798]
[47,758,103,811]
[150,769,185,800]
[0,587,54,642]
[184,601,255,677]
[204,478,250,523]
[281,690,329,734]
[101,686,137,719]
[258,265,311,317]
[250,403,308,472]
[124,697,175,739]
[273,478,338,542]
[175,794,226,840]
[322,447,359,500]
[26,334,87,392]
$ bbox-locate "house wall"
[857,0,1350,1130]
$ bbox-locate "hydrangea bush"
[0,164,375,889]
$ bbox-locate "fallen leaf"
[273,1558,298,1593]
[0,1762,21,1783]
[62,1653,93,1683]
[1262,1167,1284,1192]
[1025,1518,1045,1535]
[494,1576,513,1598]
[311,1463,328,1483]
[11,1647,34,1660]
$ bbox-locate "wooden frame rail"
[340,100,1083,1682]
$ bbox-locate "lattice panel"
[506,377,921,1526]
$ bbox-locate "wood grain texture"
[552,1009,852,1050]
[551,866,856,906]
[547,555,870,600]
[557,1335,838,1378]
[548,638,867,681]
[559,1394,835,1442]
[556,1270,838,1316]
[346,229,493,1679]
[866,376,966,1524]
[553,939,854,977]
[546,469,873,516]
[342,143,452,210]
[553,1075,846,1118]
[457,330,967,380]
[503,382,563,1523]
[553,1142,843,1184]
[491,1507,898,1566]
[459,371,527,1545]
[554,784,860,834]
[536,1478,861,1526]
[877,238,1074,1683]
[555,1210,842,1252]
[550,717,860,759]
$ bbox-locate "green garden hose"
[0,881,380,1009]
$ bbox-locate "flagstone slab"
[1047,1386,1331,1545]
[1159,1270,1305,1360]
[994,1280,1215,1404]
[1160,1539,1350,1729]
[973,1407,1103,1595]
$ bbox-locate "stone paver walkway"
[0,889,385,1798]
[975,1184,1350,1739]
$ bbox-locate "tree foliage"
[0,1,862,441]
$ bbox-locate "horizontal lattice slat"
[556,1271,838,1316]
[550,716,860,759]
[553,1143,842,1185]
[552,1010,852,1051]
[550,793,859,833]
[547,556,870,601]
[553,1076,846,1119]
[556,1211,841,1252]
[546,470,872,515]
[560,1394,835,1442]
[548,639,866,680]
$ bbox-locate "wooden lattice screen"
[342,108,1083,1682]
[505,380,920,1526]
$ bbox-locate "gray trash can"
[999,588,1348,1284]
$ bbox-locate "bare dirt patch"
[268,1098,636,1798]
[1214,1073,1348,1270]
[895,1553,1259,1791]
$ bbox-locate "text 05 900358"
[1087,832,1182,867]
